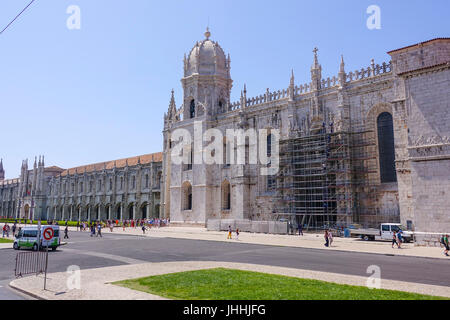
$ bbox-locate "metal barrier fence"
[14,250,48,278]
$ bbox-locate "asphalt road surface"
[1,231,449,299]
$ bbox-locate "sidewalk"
[9,261,450,300]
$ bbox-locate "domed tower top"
[184,28,230,78]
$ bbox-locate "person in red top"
[2,224,10,238]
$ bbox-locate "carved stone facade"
[0,153,163,222]
[162,32,450,239]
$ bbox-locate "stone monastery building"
[162,30,450,240]
[1,30,449,243]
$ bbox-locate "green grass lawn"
[114,268,447,300]
[0,238,13,243]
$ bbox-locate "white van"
[13,225,60,251]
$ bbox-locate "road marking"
[63,248,146,265]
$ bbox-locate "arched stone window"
[222,180,231,210]
[145,174,149,188]
[182,182,192,211]
[377,112,397,183]
[156,172,162,189]
[190,99,195,119]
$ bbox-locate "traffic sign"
[43,227,54,240]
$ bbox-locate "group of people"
[324,230,333,247]
[227,226,240,240]
[2,223,17,238]
[74,218,171,236]
[391,230,405,249]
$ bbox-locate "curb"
[9,281,45,300]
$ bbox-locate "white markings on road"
[63,248,146,265]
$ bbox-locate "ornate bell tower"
[181,28,233,120]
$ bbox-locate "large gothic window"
[267,133,276,191]
[222,180,231,210]
[377,112,397,183]
[190,100,195,119]
[182,182,192,211]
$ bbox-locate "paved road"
[1,231,449,299]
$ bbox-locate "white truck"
[350,223,414,243]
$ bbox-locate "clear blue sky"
[1,0,448,179]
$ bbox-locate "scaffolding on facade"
[275,122,381,230]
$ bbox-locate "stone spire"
[289,70,295,101]
[338,55,346,86]
[311,47,322,91]
[168,89,177,120]
[0,159,4,181]
[240,84,247,108]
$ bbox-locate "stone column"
[146,204,149,219]
[132,204,136,220]
[120,204,123,221]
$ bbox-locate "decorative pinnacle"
[312,47,320,68]
[204,27,211,40]
[340,55,345,73]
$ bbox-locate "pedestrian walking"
[324,230,329,247]
[441,234,449,256]
[397,229,403,249]
[12,223,16,237]
[236,228,239,241]
[392,231,399,248]
[64,226,69,239]
[142,224,146,234]
[227,225,232,240]
[298,223,303,236]
[76,221,80,232]
[328,230,333,247]
[97,223,102,238]
[90,224,95,237]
